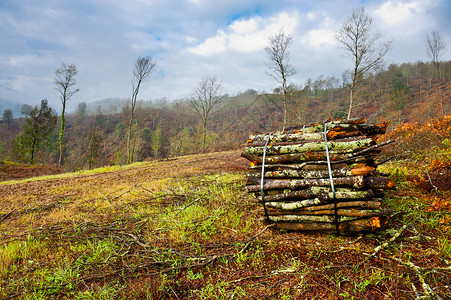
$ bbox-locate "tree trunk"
[58,101,66,170]
[347,86,354,120]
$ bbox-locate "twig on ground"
[364,224,407,259]
[390,256,443,300]
[239,223,275,253]
[174,198,201,215]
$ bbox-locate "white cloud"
[303,28,336,47]
[374,0,424,26]
[188,12,298,56]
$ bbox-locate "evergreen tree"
[10,99,57,164]
[2,109,13,129]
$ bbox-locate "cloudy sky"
[1,0,450,111]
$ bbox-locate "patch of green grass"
[438,235,451,260]
[74,282,124,299]
[192,279,246,300]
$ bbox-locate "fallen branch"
[390,256,443,300]
[364,224,407,259]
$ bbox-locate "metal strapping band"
[324,123,339,234]
[261,134,271,219]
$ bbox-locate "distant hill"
[0,98,23,119]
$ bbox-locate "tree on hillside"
[151,123,162,158]
[55,63,80,169]
[10,99,57,164]
[127,56,156,164]
[76,102,87,117]
[2,109,13,129]
[20,104,33,117]
[189,76,224,151]
[426,29,447,80]
[86,127,103,169]
[264,29,296,131]
[335,7,392,120]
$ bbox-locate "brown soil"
[415,161,451,192]
[0,161,59,182]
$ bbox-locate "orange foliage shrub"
[381,115,451,163]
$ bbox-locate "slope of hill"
[1,61,450,172]
[0,150,450,299]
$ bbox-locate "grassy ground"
[0,150,450,299]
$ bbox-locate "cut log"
[264,198,327,210]
[243,119,393,234]
[271,216,389,233]
[295,200,382,211]
[247,135,370,147]
[265,214,375,223]
[259,187,374,202]
[241,151,362,165]
[249,120,388,142]
[350,163,376,176]
[248,168,354,179]
[364,177,396,189]
[248,162,350,171]
[254,200,383,210]
[242,138,375,156]
[241,140,393,165]
[246,176,365,191]
[259,208,393,217]
[246,176,393,192]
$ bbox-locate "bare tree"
[426,29,447,80]
[127,56,156,164]
[264,29,296,131]
[55,63,79,169]
[190,76,224,150]
[335,7,392,119]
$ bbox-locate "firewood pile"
[241,118,395,234]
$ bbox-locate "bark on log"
[364,177,396,189]
[262,187,373,204]
[248,162,350,172]
[296,200,382,211]
[270,216,389,233]
[241,140,393,165]
[266,214,375,223]
[241,151,361,165]
[246,176,393,192]
[250,118,368,140]
[264,198,326,210]
[249,121,388,142]
[247,134,370,147]
[242,138,375,156]
[259,208,393,217]
[248,168,354,179]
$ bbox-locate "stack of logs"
[241,118,395,234]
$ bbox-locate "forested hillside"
[1,60,450,171]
